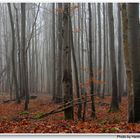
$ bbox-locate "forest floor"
[0,94,140,133]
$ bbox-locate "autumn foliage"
[0,94,140,133]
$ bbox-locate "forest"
[0,3,139,133]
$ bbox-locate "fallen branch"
[32,98,92,119]
[32,93,101,119]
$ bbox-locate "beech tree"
[127,3,140,123]
[55,3,63,103]
[7,3,20,103]
[52,3,56,101]
[108,3,119,112]
[21,3,29,110]
[88,3,96,119]
[63,3,74,120]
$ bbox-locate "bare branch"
[26,3,40,53]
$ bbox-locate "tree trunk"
[108,3,119,112]
[88,3,96,119]
[70,16,82,119]
[21,3,29,110]
[117,4,123,103]
[97,3,102,97]
[55,3,63,103]
[52,3,56,101]
[102,3,106,99]
[127,3,140,123]
[8,3,20,104]
[63,3,74,120]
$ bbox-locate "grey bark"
[97,3,102,96]
[108,3,119,112]
[55,3,63,103]
[7,3,20,103]
[117,4,123,103]
[63,3,74,120]
[21,3,29,110]
[127,3,140,123]
[52,3,56,101]
[88,3,96,119]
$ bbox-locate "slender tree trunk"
[70,17,82,119]
[117,4,123,103]
[105,4,111,95]
[88,3,96,119]
[13,4,22,98]
[52,3,56,101]
[108,3,119,112]
[77,4,82,92]
[21,3,29,110]
[97,3,102,97]
[35,22,38,94]
[55,3,63,103]
[8,3,20,103]
[81,4,84,86]
[102,3,106,99]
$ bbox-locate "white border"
[0,0,139,3]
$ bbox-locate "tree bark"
[55,3,63,103]
[88,3,96,119]
[21,3,29,110]
[70,16,82,119]
[108,3,119,112]
[63,3,74,120]
[52,3,56,101]
[117,4,123,103]
[7,3,20,104]
[127,3,140,123]
[97,3,102,97]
